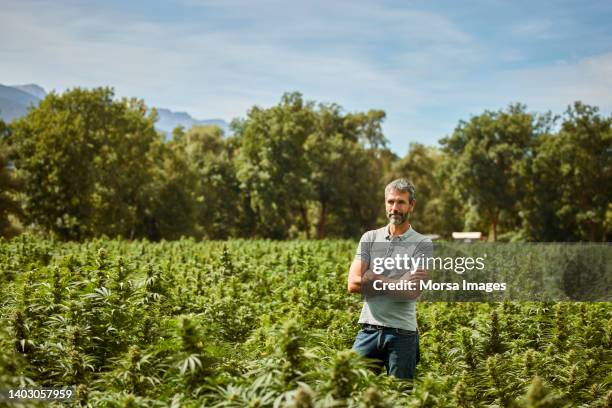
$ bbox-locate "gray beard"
[388,212,409,225]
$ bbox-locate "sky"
[1,0,611,154]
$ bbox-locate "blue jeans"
[352,326,419,380]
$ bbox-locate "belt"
[360,323,417,335]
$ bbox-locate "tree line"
[0,87,610,241]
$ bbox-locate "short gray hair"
[385,178,416,202]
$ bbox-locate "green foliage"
[0,118,22,238]
[232,92,387,239]
[388,143,463,236]
[4,87,610,242]
[524,102,612,241]
[292,384,315,408]
[361,386,388,408]
[9,87,162,240]
[1,237,609,406]
[522,376,565,408]
[441,104,550,241]
[233,92,316,238]
[165,125,243,239]
[440,100,610,242]
[304,103,384,238]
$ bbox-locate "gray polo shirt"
[354,225,433,331]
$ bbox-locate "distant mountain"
[0,84,43,122]
[13,84,47,100]
[0,83,229,136]
[155,108,229,137]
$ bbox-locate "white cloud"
[460,53,612,115]
[0,1,475,117]
[396,52,612,150]
[509,19,554,38]
[1,0,610,152]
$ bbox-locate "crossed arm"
[347,258,429,300]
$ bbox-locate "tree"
[441,104,543,241]
[233,92,316,238]
[169,125,243,239]
[344,109,388,149]
[428,154,465,239]
[231,93,389,239]
[0,119,22,238]
[388,143,462,237]
[526,102,611,241]
[388,143,438,233]
[9,87,162,240]
[304,104,384,238]
[140,136,195,240]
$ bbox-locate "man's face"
[385,189,414,225]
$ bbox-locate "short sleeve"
[414,238,434,268]
[354,231,373,264]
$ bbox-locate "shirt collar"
[385,224,413,241]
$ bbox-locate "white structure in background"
[425,234,440,241]
[452,232,482,243]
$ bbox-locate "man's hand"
[348,258,429,300]
[406,268,428,285]
[377,269,428,300]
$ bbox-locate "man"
[347,178,433,380]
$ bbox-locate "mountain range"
[0,84,229,136]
